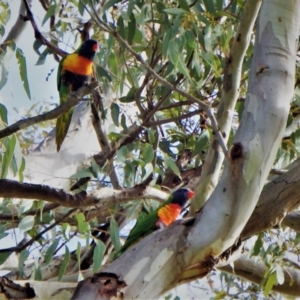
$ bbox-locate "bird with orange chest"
[55,39,99,152]
[116,188,195,257]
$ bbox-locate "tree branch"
[90,98,120,190]
[190,0,262,213]
[22,0,67,57]
[242,158,300,239]
[1,1,27,47]
[218,252,300,297]
[147,110,201,126]
[0,83,97,139]
[0,179,168,208]
[281,211,300,232]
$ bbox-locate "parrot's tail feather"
[55,109,74,152]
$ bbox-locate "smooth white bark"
[185,0,300,274]
[72,1,300,299]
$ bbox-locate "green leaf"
[18,200,34,216]
[36,48,52,66]
[119,86,136,103]
[128,13,136,45]
[177,55,191,80]
[264,271,277,296]
[18,250,30,278]
[78,0,85,15]
[1,135,16,179]
[147,129,155,144]
[77,212,85,227]
[15,48,31,100]
[0,103,8,124]
[162,29,172,58]
[34,267,43,281]
[70,168,93,179]
[33,40,43,55]
[18,215,34,232]
[117,16,125,39]
[251,233,263,256]
[111,103,120,126]
[58,246,70,281]
[116,146,129,162]
[121,114,127,130]
[164,8,186,15]
[0,42,15,90]
[95,64,112,81]
[62,223,71,240]
[168,40,179,66]
[164,156,181,178]
[0,2,10,25]
[178,0,190,11]
[42,4,59,26]
[18,157,26,182]
[203,0,216,13]
[103,0,121,12]
[110,217,121,252]
[142,144,154,164]
[76,213,90,233]
[93,240,106,272]
[44,238,60,265]
[192,130,210,156]
[0,252,11,265]
[0,24,5,39]
[76,242,81,267]
[91,157,100,178]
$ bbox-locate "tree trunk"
[71,1,300,299]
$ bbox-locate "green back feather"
[115,193,174,257]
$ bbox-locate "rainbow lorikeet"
[55,39,99,152]
[118,188,195,255]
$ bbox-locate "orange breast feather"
[157,204,182,226]
[62,54,93,76]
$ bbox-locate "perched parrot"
[55,39,99,152]
[118,188,195,255]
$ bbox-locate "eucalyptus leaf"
[58,246,70,281]
[18,215,34,232]
[110,217,121,252]
[15,48,31,99]
[93,240,106,272]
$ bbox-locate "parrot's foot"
[156,220,167,229]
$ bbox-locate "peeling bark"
[0,277,35,299]
[71,273,126,300]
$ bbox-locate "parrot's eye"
[93,43,99,52]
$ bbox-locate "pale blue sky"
[1,1,59,124]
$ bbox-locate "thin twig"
[91,99,121,189]
[147,110,202,127]
[22,0,67,57]
[0,208,77,253]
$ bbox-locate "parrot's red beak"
[93,43,99,52]
[187,190,195,199]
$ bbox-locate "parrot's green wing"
[115,195,175,257]
[55,57,73,152]
[114,211,159,258]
